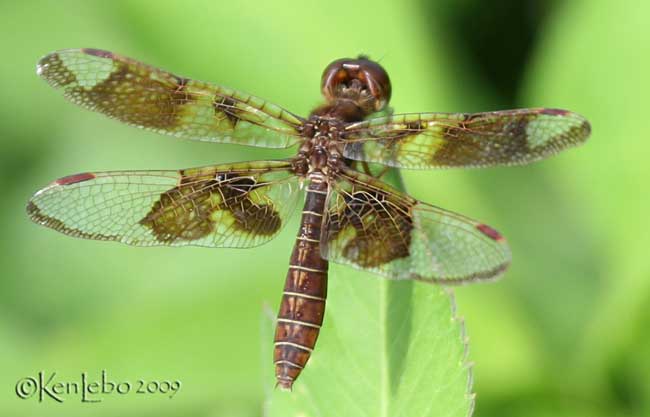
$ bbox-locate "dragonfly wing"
[27,160,301,248]
[343,108,590,169]
[38,49,304,148]
[322,167,510,283]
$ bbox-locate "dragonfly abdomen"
[274,175,329,390]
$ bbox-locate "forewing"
[343,108,591,169]
[37,49,304,148]
[27,160,301,248]
[323,168,510,283]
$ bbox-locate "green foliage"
[265,278,472,417]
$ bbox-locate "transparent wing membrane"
[27,160,301,248]
[343,108,590,169]
[38,49,304,148]
[324,168,511,283]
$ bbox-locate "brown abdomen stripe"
[274,175,329,390]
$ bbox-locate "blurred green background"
[1,0,648,416]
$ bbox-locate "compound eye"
[321,57,392,111]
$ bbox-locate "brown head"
[320,56,392,116]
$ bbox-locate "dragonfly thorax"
[295,117,345,176]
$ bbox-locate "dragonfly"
[27,48,590,389]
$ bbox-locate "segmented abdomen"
[274,175,329,390]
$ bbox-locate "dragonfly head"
[321,56,392,114]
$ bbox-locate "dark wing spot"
[65,61,196,130]
[462,112,482,122]
[222,175,282,235]
[173,75,190,89]
[140,173,282,243]
[223,176,256,195]
[503,117,528,138]
[405,120,427,131]
[139,180,218,243]
[214,96,242,127]
[435,117,529,165]
[337,191,413,267]
[231,199,282,235]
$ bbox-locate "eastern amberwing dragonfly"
[28,48,590,389]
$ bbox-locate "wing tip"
[27,173,97,207]
[36,48,114,83]
[36,51,58,78]
[36,50,75,87]
[539,107,592,142]
[563,111,592,146]
[25,200,41,224]
[577,114,592,142]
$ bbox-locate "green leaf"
[264,170,474,417]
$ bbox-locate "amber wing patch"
[27,160,300,248]
[342,108,591,169]
[140,171,285,244]
[37,49,304,148]
[323,167,511,283]
[325,180,413,268]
